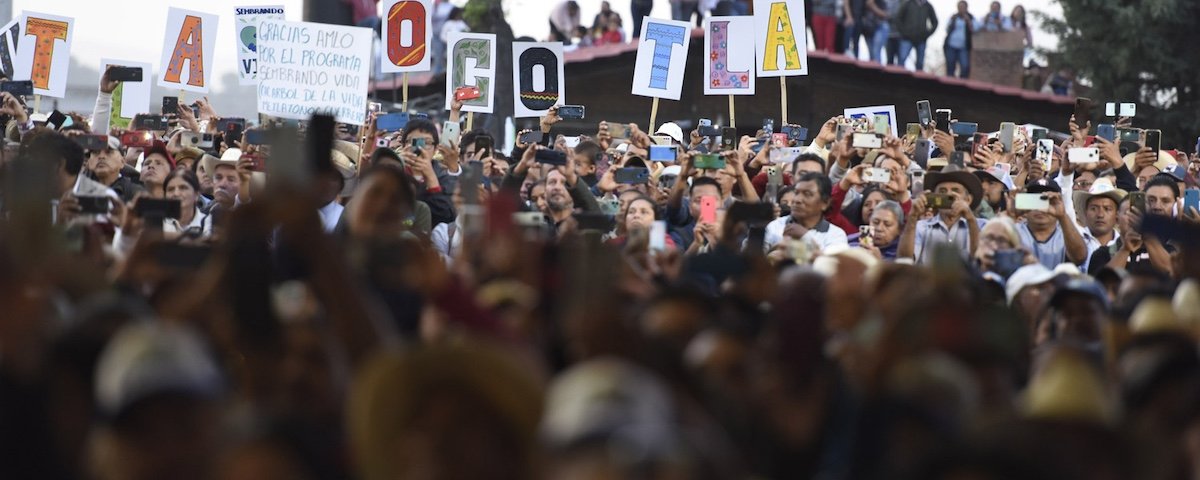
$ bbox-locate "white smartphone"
[910,171,925,196]
[999,122,1015,153]
[561,135,581,149]
[441,121,460,147]
[1015,193,1051,211]
[851,132,883,149]
[651,135,674,146]
[649,220,667,252]
[1106,102,1136,117]
[863,167,891,184]
[1036,139,1055,170]
[1068,147,1099,164]
[769,146,803,163]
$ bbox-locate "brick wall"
[971,31,1025,88]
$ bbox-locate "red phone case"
[700,196,718,224]
[455,86,481,101]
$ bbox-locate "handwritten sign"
[444,31,496,113]
[381,0,432,73]
[13,12,74,98]
[159,8,219,93]
[631,17,691,100]
[0,18,22,82]
[704,16,755,95]
[101,58,152,127]
[511,42,564,118]
[754,0,808,77]
[234,6,285,85]
[256,20,373,125]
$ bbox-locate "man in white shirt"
[1071,178,1125,273]
[765,172,849,251]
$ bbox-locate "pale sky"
[20,0,1061,118]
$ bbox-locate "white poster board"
[844,105,899,137]
[256,20,373,125]
[754,0,808,77]
[234,6,285,85]
[158,8,220,93]
[0,18,23,82]
[443,31,497,113]
[13,12,74,98]
[703,16,755,95]
[381,0,433,73]
[511,42,564,118]
[631,17,691,101]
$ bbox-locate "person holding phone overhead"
[899,164,986,263]
[1015,179,1088,269]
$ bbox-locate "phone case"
[700,196,718,224]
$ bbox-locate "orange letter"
[386,1,427,67]
[24,17,67,90]
[164,15,205,87]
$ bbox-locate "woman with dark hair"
[163,167,212,238]
[609,194,676,251]
[844,184,892,227]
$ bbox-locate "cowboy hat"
[1071,177,1126,217]
[925,163,983,210]
[198,148,241,180]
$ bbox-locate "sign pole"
[466,112,474,131]
[401,73,409,112]
[780,77,788,125]
[649,97,660,133]
[728,95,736,128]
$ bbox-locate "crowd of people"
[4,54,1200,480]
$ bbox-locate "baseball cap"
[1048,276,1109,311]
[973,164,1015,191]
[654,122,684,145]
[94,322,223,421]
[1025,178,1061,195]
[1005,264,1057,305]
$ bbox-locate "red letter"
[24,17,67,90]
[163,15,205,87]
[386,1,426,67]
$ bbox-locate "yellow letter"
[762,2,801,71]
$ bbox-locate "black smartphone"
[162,96,179,115]
[219,118,246,148]
[1074,97,1093,130]
[109,66,143,82]
[475,135,493,158]
[613,167,650,184]
[76,196,111,214]
[916,100,932,126]
[46,110,68,130]
[534,148,567,165]
[762,118,775,136]
[934,109,952,133]
[518,130,543,144]
[134,115,168,131]
[73,134,109,151]
[698,124,721,137]
[1,80,33,96]
[134,198,182,219]
[1145,129,1162,155]
[721,127,738,150]
[557,105,585,120]
[782,125,808,142]
[1129,192,1146,212]
[913,138,931,169]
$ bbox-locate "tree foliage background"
[1039,0,1200,151]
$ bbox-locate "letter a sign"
[159,7,219,93]
[381,0,432,73]
[754,0,808,77]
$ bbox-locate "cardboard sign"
[511,42,564,118]
[381,0,432,73]
[234,6,285,85]
[101,59,153,126]
[444,31,496,113]
[754,0,808,77]
[843,105,898,139]
[631,17,691,101]
[257,20,373,125]
[159,8,219,93]
[13,12,74,98]
[704,16,755,95]
[0,18,22,82]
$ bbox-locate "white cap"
[655,122,684,145]
[95,322,223,419]
[1005,264,1057,305]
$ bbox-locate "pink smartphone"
[700,196,718,224]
